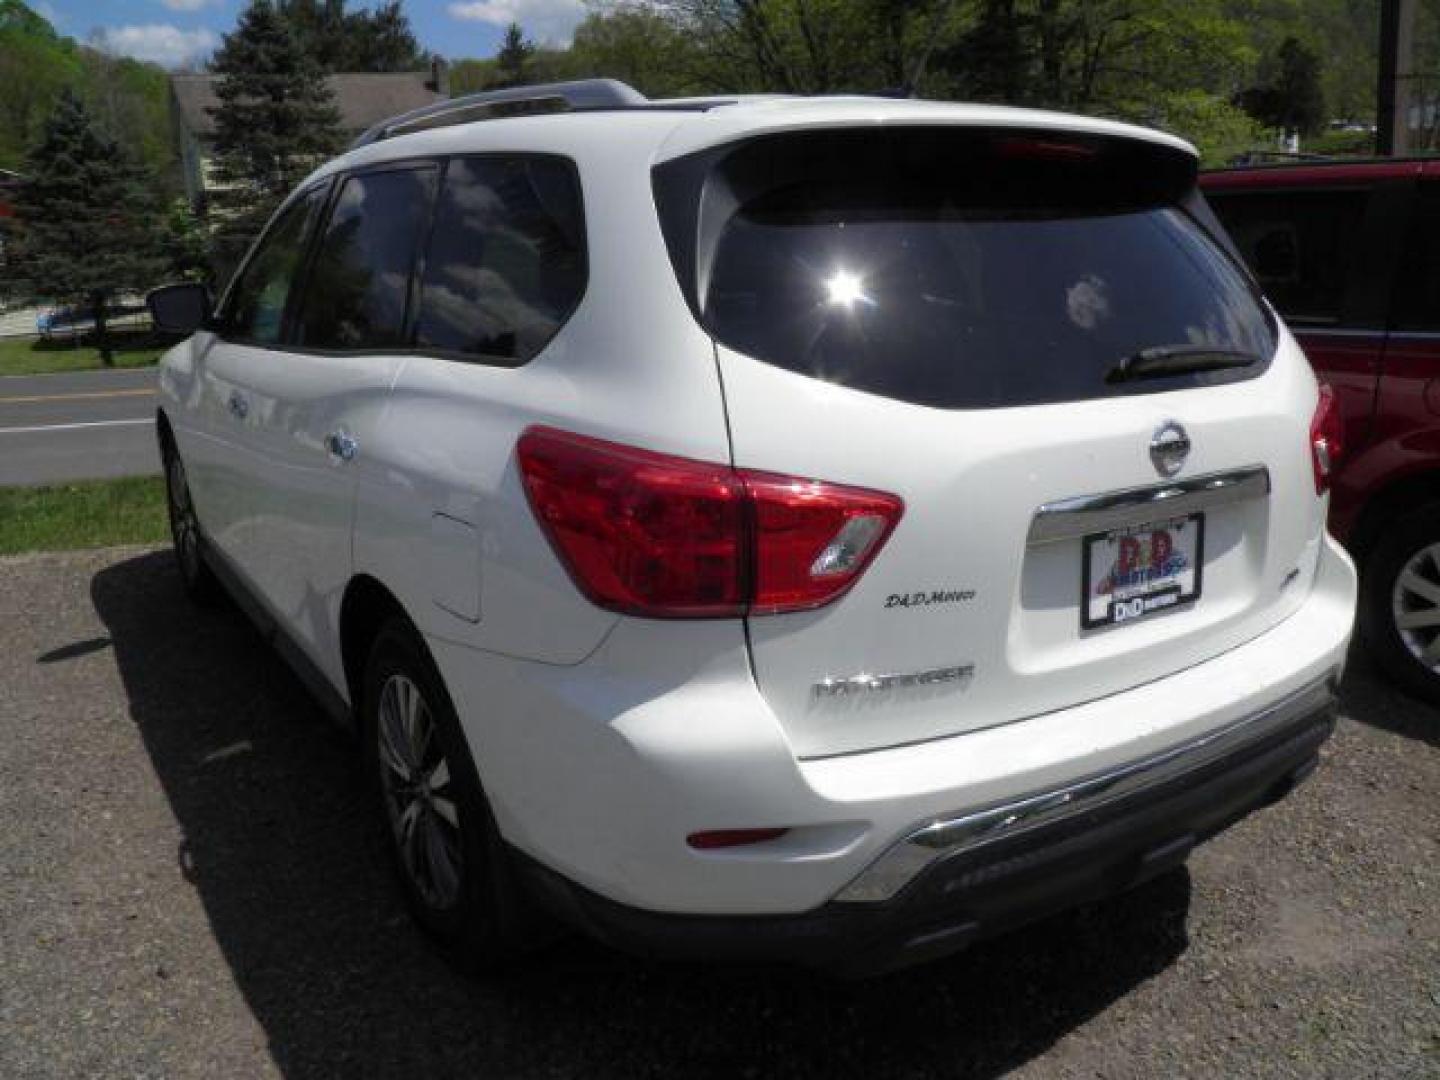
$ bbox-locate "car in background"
[1204,161,1440,705]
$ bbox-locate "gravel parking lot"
[0,546,1436,1079]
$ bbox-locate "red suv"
[1205,160,1440,703]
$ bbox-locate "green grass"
[0,332,166,377]
[0,476,169,555]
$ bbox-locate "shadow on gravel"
[92,549,1192,1080]
[1338,645,1440,749]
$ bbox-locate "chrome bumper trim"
[832,673,1336,904]
[1027,465,1271,544]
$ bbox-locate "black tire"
[161,441,222,606]
[1359,501,1440,706]
[361,617,535,969]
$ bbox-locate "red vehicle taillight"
[1310,383,1344,495]
[516,426,903,618]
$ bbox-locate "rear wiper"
[1105,344,1260,384]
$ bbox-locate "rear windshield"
[659,129,1275,410]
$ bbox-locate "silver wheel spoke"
[425,757,450,792]
[1397,608,1440,630]
[1422,633,1440,666]
[430,794,459,828]
[1399,569,1440,606]
[423,816,459,899]
[396,799,423,876]
[379,686,414,776]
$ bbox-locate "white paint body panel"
[155,97,1356,920]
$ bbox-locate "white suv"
[148,80,1356,975]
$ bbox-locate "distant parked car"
[37,298,149,339]
[1205,160,1440,704]
[145,82,1354,976]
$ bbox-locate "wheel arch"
[339,574,419,716]
[1347,469,1440,565]
[155,407,176,455]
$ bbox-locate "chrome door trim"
[831,673,1336,904]
[1027,465,1271,545]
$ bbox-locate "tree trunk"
[92,290,113,367]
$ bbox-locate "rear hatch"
[653,122,1326,759]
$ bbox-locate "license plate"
[1082,514,1204,630]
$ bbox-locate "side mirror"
[147,282,213,335]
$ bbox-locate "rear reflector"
[687,828,789,850]
[1310,383,1343,495]
[517,426,903,618]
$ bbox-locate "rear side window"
[1392,181,1440,331]
[659,129,1275,410]
[413,156,585,364]
[296,166,437,350]
[222,186,325,345]
[1207,189,1368,326]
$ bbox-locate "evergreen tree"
[277,0,425,73]
[207,0,341,279]
[8,88,164,364]
[493,22,535,88]
[1238,36,1327,140]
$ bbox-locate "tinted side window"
[1207,189,1368,325]
[223,186,324,345]
[296,167,436,350]
[1392,182,1440,330]
[413,156,585,364]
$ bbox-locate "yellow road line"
[0,387,154,405]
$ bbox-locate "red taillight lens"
[1310,383,1344,495]
[742,470,903,614]
[516,426,903,618]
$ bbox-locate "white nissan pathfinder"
[147,80,1357,975]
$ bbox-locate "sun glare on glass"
[823,269,868,308]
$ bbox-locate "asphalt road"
[0,368,160,486]
[0,546,1436,1079]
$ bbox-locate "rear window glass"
[670,130,1276,410]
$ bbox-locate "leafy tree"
[1237,35,1327,137]
[493,22,536,87]
[0,0,83,171]
[7,89,165,363]
[160,197,212,284]
[206,0,342,279]
[79,46,179,198]
[569,6,702,96]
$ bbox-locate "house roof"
[171,72,443,138]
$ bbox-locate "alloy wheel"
[1391,542,1440,670]
[167,454,202,582]
[377,672,464,909]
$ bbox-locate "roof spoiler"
[350,78,648,150]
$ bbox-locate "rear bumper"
[520,676,1336,976]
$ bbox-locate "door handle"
[325,430,359,462]
[227,390,249,420]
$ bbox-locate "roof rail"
[351,78,648,149]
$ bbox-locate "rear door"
[662,127,1326,758]
[1371,174,1440,483]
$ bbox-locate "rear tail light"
[517,426,903,618]
[1310,383,1344,495]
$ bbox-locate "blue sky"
[35,0,589,67]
